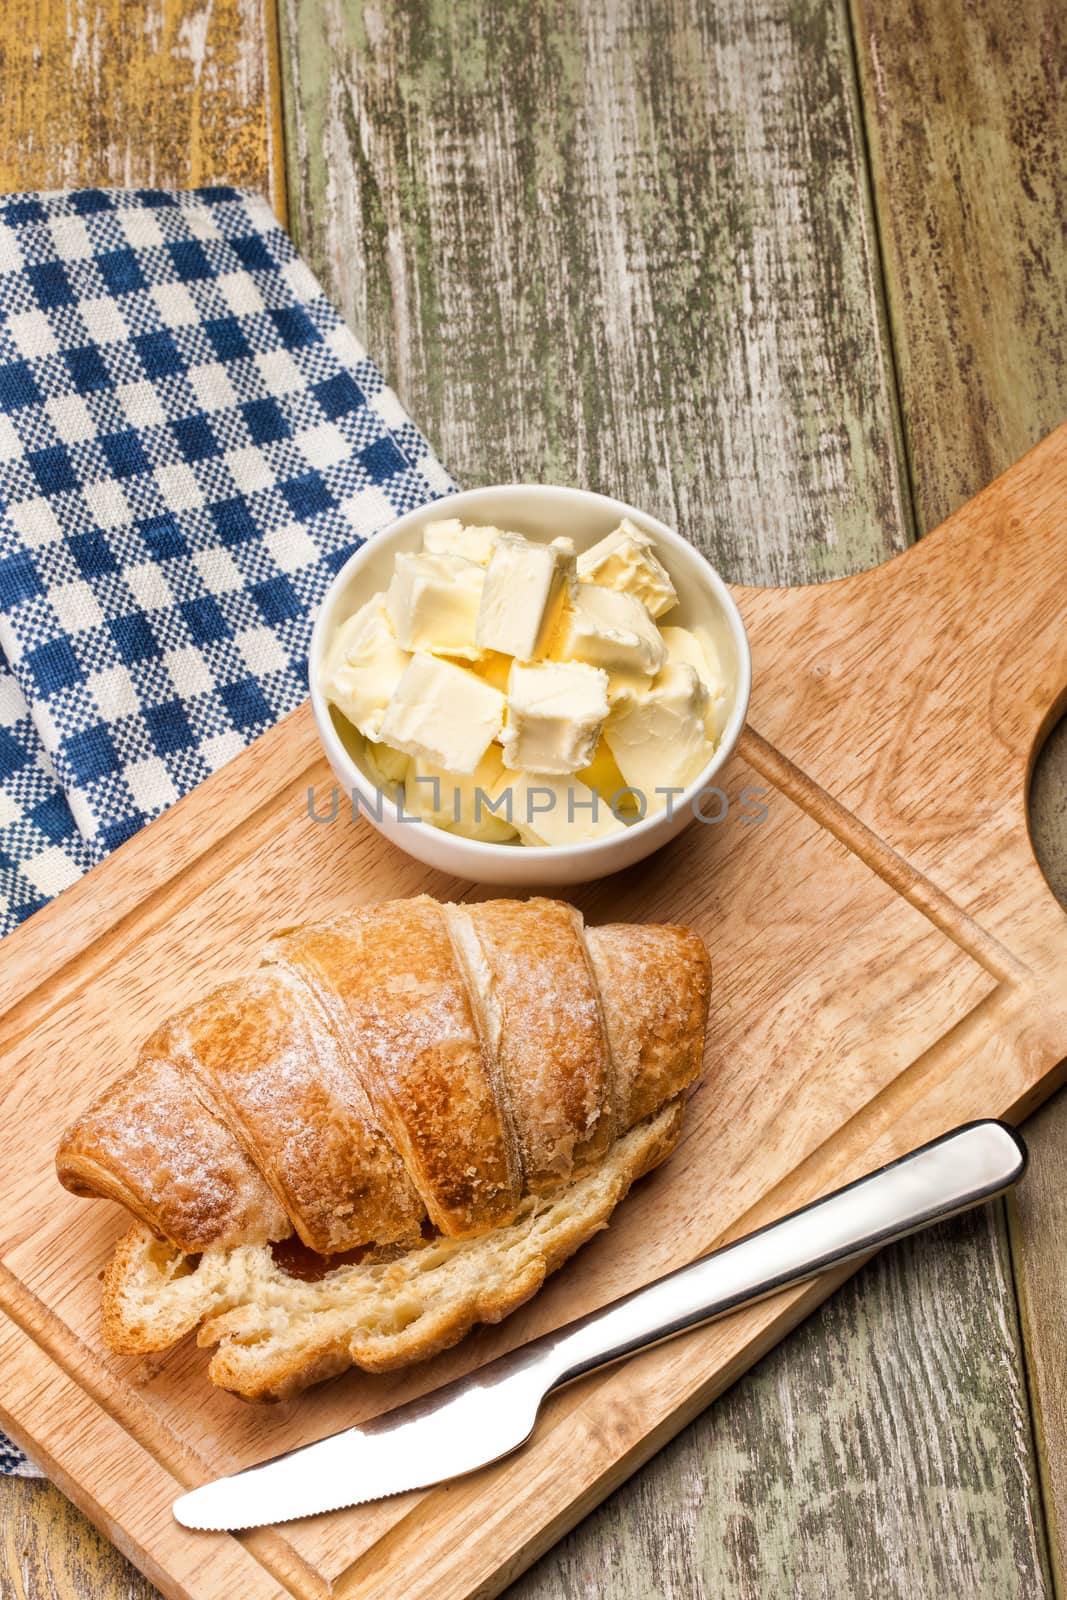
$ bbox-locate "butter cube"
[501,660,609,775]
[476,533,576,661]
[552,582,666,679]
[470,649,512,692]
[364,741,410,787]
[577,737,638,810]
[404,746,518,842]
[380,653,505,774]
[386,551,485,659]
[661,625,729,738]
[603,669,656,712]
[320,592,411,740]
[491,770,626,847]
[661,625,725,696]
[604,663,712,806]
[577,518,677,618]
[422,518,502,566]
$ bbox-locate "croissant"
[57,895,709,1401]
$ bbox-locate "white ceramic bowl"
[309,485,751,886]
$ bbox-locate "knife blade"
[174,1118,1025,1530]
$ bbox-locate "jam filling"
[269,1237,373,1282]
[269,1218,441,1281]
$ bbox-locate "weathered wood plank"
[0,0,285,218]
[1011,1086,1067,1598]
[0,1476,154,1600]
[511,1207,1051,1600]
[850,4,1067,1586]
[1011,715,1067,1596]
[849,0,1067,533]
[280,3,1053,1599]
[280,0,912,583]
[0,1,285,1596]
[0,0,1059,1594]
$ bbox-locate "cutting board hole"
[1029,712,1067,910]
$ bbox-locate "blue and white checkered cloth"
[0,185,453,935]
[0,186,455,1472]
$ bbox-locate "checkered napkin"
[0,186,454,1472]
[0,186,453,937]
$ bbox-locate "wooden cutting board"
[1,425,1066,1600]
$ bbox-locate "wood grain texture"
[0,1,285,1596]
[850,0,1067,533]
[0,0,1061,1596]
[0,1476,154,1600]
[1010,1085,1067,1600]
[512,1205,1051,1600]
[1012,714,1067,1596]
[504,439,1067,1600]
[279,0,912,583]
[278,4,1062,1597]
[850,6,1067,1585]
[0,0,285,218]
[3,436,1067,1598]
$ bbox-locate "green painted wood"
[850,2,1067,1586]
[279,2,1055,1597]
[849,0,1067,534]
[1013,715,1067,1597]
[279,0,912,583]
[511,1207,1050,1600]
[1011,1083,1067,1600]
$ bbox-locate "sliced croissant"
[56,895,710,1400]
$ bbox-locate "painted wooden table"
[1,1,1065,1595]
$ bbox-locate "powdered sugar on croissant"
[56,895,710,1399]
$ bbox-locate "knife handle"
[544,1119,1026,1392]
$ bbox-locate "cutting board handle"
[734,423,1067,965]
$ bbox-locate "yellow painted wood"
[0,0,1063,1596]
[0,2,286,1596]
[0,1476,155,1600]
[0,0,286,221]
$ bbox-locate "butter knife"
[173,1118,1025,1530]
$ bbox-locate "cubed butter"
[501,660,609,775]
[475,533,576,661]
[364,741,410,787]
[422,518,501,566]
[404,746,517,842]
[319,592,411,740]
[552,582,666,679]
[491,770,626,846]
[603,669,655,712]
[324,518,710,848]
[577,517,678,618]
[380,653,505,774]
[386,551,485,659]
[577,737,638,810]
[604,663,712,805]
[660,625,725,696]
[471,649,512,692]
[661,625,729,738]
